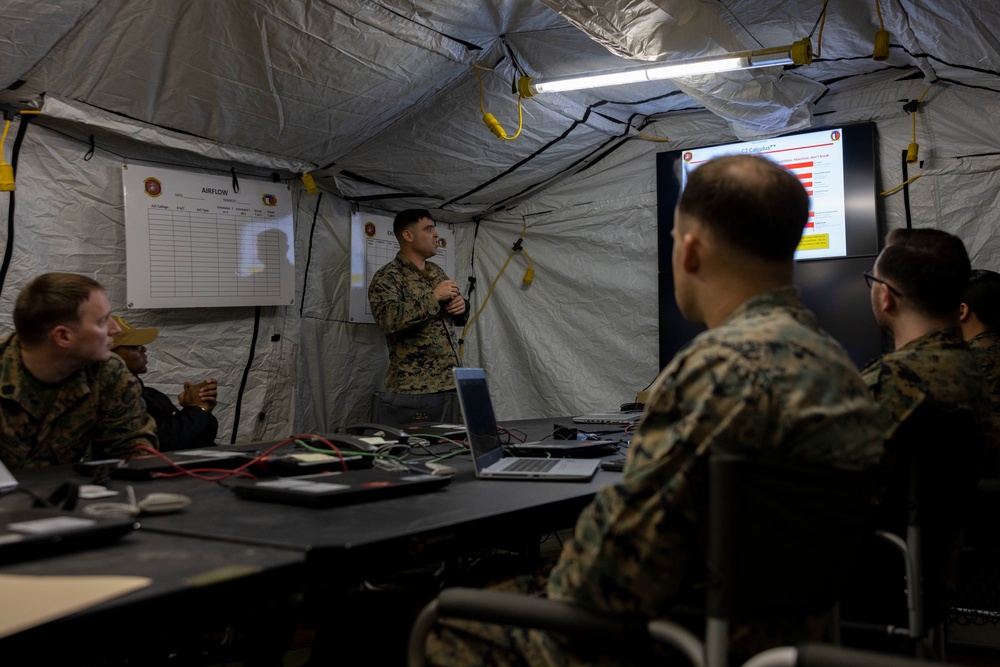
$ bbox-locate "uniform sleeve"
[368,266,440,335]
[861,356,926,450]
[91,360,159,458]
[451,298,471,327]
[547,345,768,617]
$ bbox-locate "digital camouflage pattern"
[860,326,991,612]
[967,328,1000,465]
[426,288,883,667]
[369,253,467,393]
[860,327,990,448]
[0,333,158,470]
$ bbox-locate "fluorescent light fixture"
[517,39,812,97]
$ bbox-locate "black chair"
[408,449,876,667]
[743,642,964,667]
[948,479,1000,644]
[840,454,966,660]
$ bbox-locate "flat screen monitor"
[661,122,879,262]
[656,122,884,369]
[793,255,888,368]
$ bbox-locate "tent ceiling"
[2,0,998,216]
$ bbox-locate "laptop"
[572,411,644,425]
[230,468,452,508]
[453,368,601,481]
[74,448,250,480]
[401,423,468,444]
[508,440,615,458]
[0,458,136,564]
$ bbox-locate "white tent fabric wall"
[446,72,1000,421]
[294,193,391,433]
[3,67,1000,431]
[454,160,659,419]
[0,117,305,444]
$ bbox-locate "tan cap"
[111,316,159,348]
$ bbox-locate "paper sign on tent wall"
[348,212,455,324]
[122,164,295,308]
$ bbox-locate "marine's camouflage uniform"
[426,288,883,666]
[968,328,1000,474]
[859,327,991,619]
[0,333,158,470]
[369,253,467,393]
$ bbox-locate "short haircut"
[878,228,970,317]
[678,154,809,261]
[393,209,433,240]
[13,273,105,346]
[963,269,1000,329]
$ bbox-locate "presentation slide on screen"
[681,128,846,260]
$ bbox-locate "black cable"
[299,192,323,318]
[489,131,623,211]
[0,113,33,300]
[932,76,1000,95]
[807,0,828,39]
[500,35,527,77]
[231,305,262,443]
[440,315,461,366]
[446,90,686,211]
[373,2,482,51]
[12,486,55,509]
[896,46,1000,79]
[901,149,912,230]
[444,106,607,208]
[463,217,481,288]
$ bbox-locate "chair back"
[708,451,875,618]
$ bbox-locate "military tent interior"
[1,0,999,450]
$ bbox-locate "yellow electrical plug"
[0,164,14,191]
[483,113,508,140]
[873,29,890,60]
[0,119,13,191]
[300,172,317,195]
[474,64,524,141]
[521,248,535,286]
[904,86,930,165]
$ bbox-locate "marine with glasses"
[846,229,991,637]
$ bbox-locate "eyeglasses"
[863,270,904,297]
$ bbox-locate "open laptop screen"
[453,368,505,471]
[1,457,17,496]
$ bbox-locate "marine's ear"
[678,229,701,275]
[50,324,74,349]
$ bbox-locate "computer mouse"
[137,492,192,514]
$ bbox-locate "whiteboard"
[122,164,295,308]
[349,212,455,324]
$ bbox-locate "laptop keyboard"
[504,458,560,473]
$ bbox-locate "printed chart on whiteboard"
[348,212,455,324]
[122,164,295,309]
